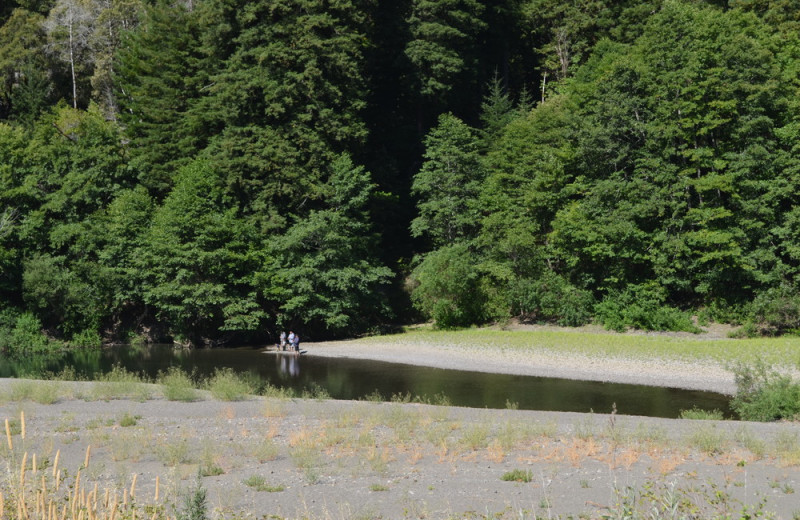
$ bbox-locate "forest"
[2,0,800,353]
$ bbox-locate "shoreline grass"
[354,326,800,367]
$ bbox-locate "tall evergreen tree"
[115,0,202,195]
[0,8,49,120]
[410,113,484,247]
[269,155,392,336]
[135,160,266,344]
[550,2,789,304]
[197,0,371,230]
[405,0,486,99]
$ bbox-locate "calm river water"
[0,344,732,419]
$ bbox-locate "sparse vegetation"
[353,327,800,367]
[243,475,284,492]
[159,367,200,402]
[92,365,152,402]
[501,469,532,483]
[0,384,797,519]
[679,406,725,421]
[119,412,140,427]
[206,368,257,401]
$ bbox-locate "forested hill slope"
[1,0,799,350]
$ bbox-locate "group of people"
[278,330,300,352]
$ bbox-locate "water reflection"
[0,344,732,419]
[277,354,301,378]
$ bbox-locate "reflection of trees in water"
[0,350,71,378]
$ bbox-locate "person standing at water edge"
[292,332,300,352]
[287,331,295,350]
[279,331,287,351]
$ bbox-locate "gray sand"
[2,338,800,519]
[306,339,737,394]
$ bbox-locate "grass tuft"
[243,475,284,492]
[679,406,725,420]
[91,365,151,401]
[501,469,532,483]
[207,368,257,401]
[159,367,199,402]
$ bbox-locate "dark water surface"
[0,344,732,419]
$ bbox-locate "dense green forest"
[2,0,800,353]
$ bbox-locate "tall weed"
[206,368,256,401]
[159,367,199,402]
[730,359,800,421]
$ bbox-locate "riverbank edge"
[304,339,739,395]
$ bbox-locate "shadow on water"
[0,344,732,419]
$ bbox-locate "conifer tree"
[115,0,203,194]
[270,155,392,335]
[197,0,371,229]
[410,113,484,247]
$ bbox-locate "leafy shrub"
[70,329,102,348]
[510,271,594,326]
[410,244,487,328]
[746,286,800,336]
[0,307,16,349]
[22,254,104,337]
[730,360,800,422]
[118,412,139,427]
[178,478,208,520]
[728,322,760,339]
[1,312,61,357]
[594,283,700,333]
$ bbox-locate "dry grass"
[1,411,171,520]
[4,382,800,519]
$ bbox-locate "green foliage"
[747,286,800,336]
[270,155,392,336]
[91,364,151,401]
[731,360,800,422]
[4,0,800,342]
[136,160,266,344]
[411,113,484,246]
[500,469,532,483]
[509,271,594,327]
[115,0,203,193]
[197,0,370,228]
[118,412,138,427]
[243,475,284,492]
[0,8,49,121]
[594,284,700,333]
[0,310,60,357]
[206,367,256,401]
[679,406,725,421]
[158,367,198,402]
[70,328,101,348]
[410,243,486,328]
[22,254,102,336]
[177,478,208,520]
[405,0,486,102]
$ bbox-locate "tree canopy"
[2,0,800,351]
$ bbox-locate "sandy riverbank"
[3,330,800,519]
[2,381,800,520]
[305,338,738,395]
